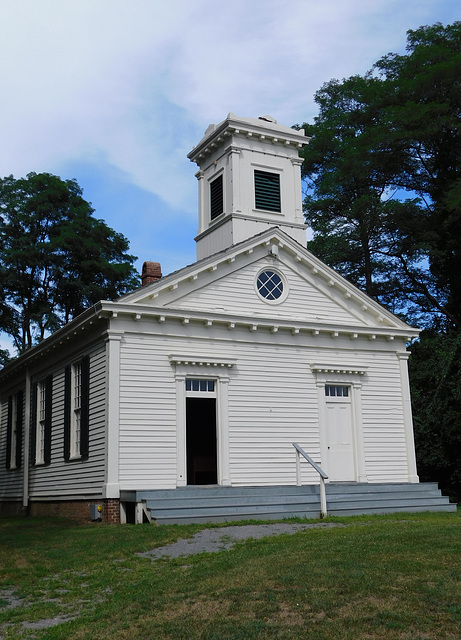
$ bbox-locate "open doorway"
[186,396,217,485]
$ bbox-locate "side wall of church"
[0,337,107,506]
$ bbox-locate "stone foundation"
[0,501,25,517]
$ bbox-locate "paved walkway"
[138,522,344,559]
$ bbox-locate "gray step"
[326,482,443,495]
[126,482,455,524]
[127,484,320,501]
[144,493,322,510]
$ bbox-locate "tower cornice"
[188,113,309,165]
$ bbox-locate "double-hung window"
[32,376,52,465]
[71,361,82,458]
[64,356,90,460]
[36,381,46,463]
[6,390,23,470]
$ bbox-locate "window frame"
[64,355,90,461]
[255,268,288,305]
[254,169,281,213]
[209,173,224,221]
[31,376,52,466]
[6,389,23,470]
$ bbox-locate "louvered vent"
[210,175,223,220]
[254,170,281,212]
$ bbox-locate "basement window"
[210,174,223,220]
[325,385,349,397]
[254,170,281,212]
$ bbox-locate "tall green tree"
[300,21,461,328]
[300,75,430,323]
[375,22,461,327]
[0,172,139,352]
[409,330,461,501]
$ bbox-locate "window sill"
[253,208,283,215]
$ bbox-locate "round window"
[256,270,284,301]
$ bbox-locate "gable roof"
[1,227,419,383]
[120,226,418,336]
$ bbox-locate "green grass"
[0,511,460,639]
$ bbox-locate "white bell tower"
[188,114,310,260]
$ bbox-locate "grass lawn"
[0,510,460,639]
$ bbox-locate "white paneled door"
[325,388,355,481]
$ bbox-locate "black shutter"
[80,355,90,458]
[254,170,281,212]
[6,396,12,470]
[44,375,53,465]
[210,175,223,220]
[15,389,23,469]
[64,365,71,461]
[30,382,37,466]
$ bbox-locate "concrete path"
[138,522,344,559]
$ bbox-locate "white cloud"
[0,0,458,213]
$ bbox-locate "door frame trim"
[170,357,234,487]
[312,367,368,482]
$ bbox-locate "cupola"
[188,113,310,260]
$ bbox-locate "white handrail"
[292,442,328,518]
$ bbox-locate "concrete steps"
[121,482,456,524]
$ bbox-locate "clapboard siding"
[119,337,177,488]
[228,346,319,486]
[28,343,107,499]
[170,259,366,326]
[359,353,409,482]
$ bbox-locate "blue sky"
[1,0,459,353]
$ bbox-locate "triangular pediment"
[120,229,414,334]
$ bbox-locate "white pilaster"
[398,352,419,483]
[175,373,187,486]
[316,381,328,481]
[196,170,206,235]
[228,148,241,213]
[22,369,31,507]
[218,376,231,486]
[352,382,368,482]
[103,331,123,499]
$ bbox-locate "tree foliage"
[409,330,461,502]
[300,21,461,329]
[0,172,139,353]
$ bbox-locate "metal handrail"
[292,442,328,518]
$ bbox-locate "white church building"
[0,114,454,523]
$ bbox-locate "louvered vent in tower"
[254,170,281,212]
[210,174,223,220]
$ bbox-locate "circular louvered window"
[256,270,284,301]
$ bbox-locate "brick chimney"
[141,261,162,286]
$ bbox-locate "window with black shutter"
[15,390,23,469]
[210,174,223,220]
[6,395,13,470]
[64,356,90,460]
[254,170,281,212]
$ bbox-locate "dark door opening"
[186,397,217,485]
